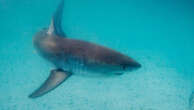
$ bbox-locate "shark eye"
[122,65,126,70]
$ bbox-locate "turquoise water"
[0,0,194,109]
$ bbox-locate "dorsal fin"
[47,0,66,37]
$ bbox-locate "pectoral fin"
[29,69,72,98]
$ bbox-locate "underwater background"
[0,0,194,110]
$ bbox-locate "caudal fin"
[47,0,66,37]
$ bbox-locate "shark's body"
[34,29,140,74]
[29,0,141,98]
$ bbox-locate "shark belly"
[51,54,121,75]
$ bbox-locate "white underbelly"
[53,56,120,75]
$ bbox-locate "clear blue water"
[0,0,194,110]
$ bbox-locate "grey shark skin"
[29,0,141,98]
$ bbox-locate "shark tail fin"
[47,0,66,37]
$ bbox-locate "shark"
[29,0,141,98]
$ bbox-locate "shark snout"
[121,60,141,71]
